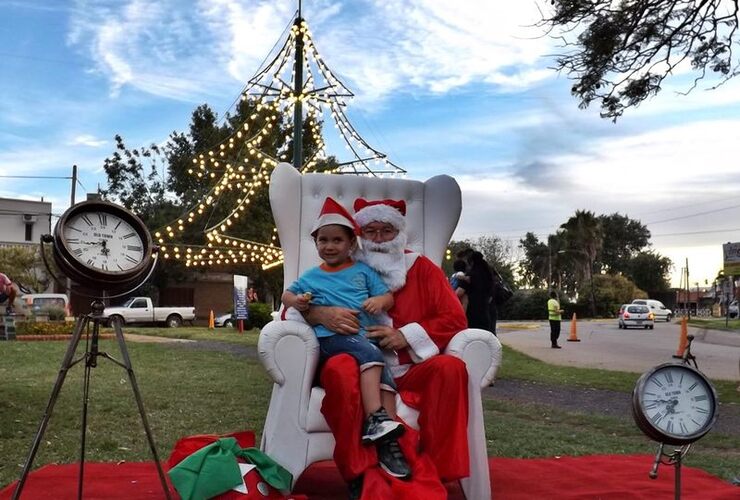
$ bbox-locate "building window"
[25,223,33,242]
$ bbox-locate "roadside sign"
[233,275,249,321]
[722,242,740,275]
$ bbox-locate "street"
[497,319,740,381]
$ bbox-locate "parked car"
[619,304,654,329]
[214,312,235,328]
[103,297,195,328]
[21,293,71,317]
[729,300,739,319]
[631,299,672,322]
[617,303,629,320]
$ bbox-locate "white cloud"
[69,135,108,147]
[65,0,556,105]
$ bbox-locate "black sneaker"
[348,475,363,500]
[361,407,404,444]
[376,438,411,480]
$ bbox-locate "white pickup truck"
[103,297,195,328]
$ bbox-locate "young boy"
[281,197,411,480]
[449,258,469,311]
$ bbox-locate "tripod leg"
[77,324,97,500]
[112,320,172,499]
[12,316,89,500]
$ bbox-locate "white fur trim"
[399,322,439,363]
[311,214,356,236]
[282,306,309,324]
[404,252,419,271]
[354,204,406,232]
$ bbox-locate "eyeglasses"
[361,227,398,237]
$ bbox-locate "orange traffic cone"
[567,313,581,342]
[673,316,688,358]
[208,310,215,330]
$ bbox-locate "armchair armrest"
[445,328,502,389]
[258,319,319,386]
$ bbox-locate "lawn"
[688,317,740,332]
[118,325,261,346]
[1,335,738,490]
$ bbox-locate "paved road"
[497,320,740,381]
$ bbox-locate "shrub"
[499,289,551,320]
[40,306,66,321]
[17,321,75,336]
[248,303,273,329]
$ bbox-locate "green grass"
[1,337,738,490]
[118,325,261,346]
[688,317,740,331]
[0,339,270,488]
[499,345,740,405]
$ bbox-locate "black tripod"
[12,300,171,499]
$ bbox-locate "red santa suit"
[320,249,470,492]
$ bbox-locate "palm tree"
[560,210,603,316]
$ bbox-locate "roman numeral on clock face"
[81,215,94,226]
[125,254,138,264]
[98,213,108,226]
[123,233,136,239]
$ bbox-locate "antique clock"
[632,362,718,446]
[52,199,153,292]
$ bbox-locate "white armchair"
[258,163,502,499]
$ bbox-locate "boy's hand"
[362,296,384,315]
[294,292,312,312]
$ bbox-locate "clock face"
[634,364,717,444]
[63,210,145,273]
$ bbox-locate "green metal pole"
[292,15,304,169]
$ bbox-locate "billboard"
[722,242,740,275]
[233,275,249,321]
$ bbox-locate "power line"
[0,175,72,179]
[645,203,740,225]
[651,227,740,238]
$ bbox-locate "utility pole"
[686,258,690,320]
[67,165,77,302]
[292,3,304,170]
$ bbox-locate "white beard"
[355,233,408,291]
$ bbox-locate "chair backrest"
[269,163,462,287]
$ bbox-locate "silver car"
[618,304,654,330]
[214,313,235,328]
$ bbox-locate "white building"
[0,197,52,248]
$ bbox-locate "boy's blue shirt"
[287,261,389,338]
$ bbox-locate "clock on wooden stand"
[631,334,718,500]
[12,200,171,500]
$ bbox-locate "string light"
[152,17,405,268]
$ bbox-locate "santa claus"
[306,198,470,499]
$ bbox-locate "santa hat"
[310,197,360,237]
[353,198,406,233]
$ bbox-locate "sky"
[1,0,739,289]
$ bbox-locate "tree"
[446,236,516,288]
[626,250,673,295]
[598,213,651,274]
[518,232,549,288]
[583,273,647,317]
[0,246,55,293]
[542,1,740,120]
[560,210,603,316]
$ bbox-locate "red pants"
[320,353,469,485]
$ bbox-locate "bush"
[499,289,551,320]
[17,321,75,336]
[248,302,273,329]
[577,274,646,318]
[40,306,66,321]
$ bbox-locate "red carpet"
[2,455,737,499]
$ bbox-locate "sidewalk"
[496,320,740,381]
